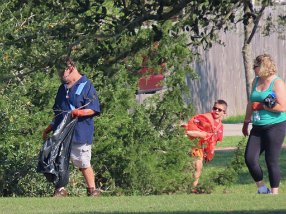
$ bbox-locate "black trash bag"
[264,92,276,109]
[37,112,77,188]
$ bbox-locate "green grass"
[218,136,286,147]
[200,147,286,195]
[218,136,245,148]
[1,138,286,214]
[223,115,245,124]
[0,194,286,214]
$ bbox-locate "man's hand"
[72,109,95,118]
[252,102,264,111]
[242,121,249,136]
[72,109,85,118]
[43,124,53,140]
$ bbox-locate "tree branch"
[246,5,266,44]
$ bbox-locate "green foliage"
[90,61,196,195]
[212,138,247,187]
[0,0,262,197]
[0,73,59,196]
[0,21,198,196]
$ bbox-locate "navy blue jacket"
[52,75,100,145]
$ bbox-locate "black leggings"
[245,120,286,188]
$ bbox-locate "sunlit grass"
[202,147,286,194]
[0,193,286,214]
[219,136,245,148]
[223,114,244,124]
[1,139,286,213]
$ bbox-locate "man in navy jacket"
[43,55,101,197]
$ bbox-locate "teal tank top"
[250,76,286,125]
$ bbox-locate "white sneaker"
[257,186,271,194]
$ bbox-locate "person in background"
[43,55,101,197]
[182,99,227,193]
[242,54,286,194]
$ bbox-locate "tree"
[242,0,269,99]
[0,0,199,196]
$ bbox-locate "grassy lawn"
[218,136,286,148]
[218,136,245,148]
[222,114,245,124]
[1,137,286,214]
[202,148,286,193]
[0,193,286,214]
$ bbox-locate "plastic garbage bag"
[37,112,77,187]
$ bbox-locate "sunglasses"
[212,107,225,113]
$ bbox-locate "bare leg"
[81,167,101,197]
[271,187,278,194]
[193,159,203,187]
[80,166,96,188]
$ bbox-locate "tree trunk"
[242,2,255,101]
[242,43,253,101]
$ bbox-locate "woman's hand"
[242,121,250,136]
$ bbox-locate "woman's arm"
[186,130,207,139]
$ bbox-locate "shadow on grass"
[67,210,286,214]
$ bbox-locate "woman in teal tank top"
[242,54,286,194]
[250,76,286,125]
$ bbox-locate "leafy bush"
[212,138,246,186]
[0,74,58,196]
[0,17,199,196]
[91,63,196,195]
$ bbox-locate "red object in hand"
[252,102,264,110]
[72,109,86,118]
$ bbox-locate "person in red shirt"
[182,99,227,192]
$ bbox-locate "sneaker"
[257,188,271,194]
[87,187,101,197]
[53,188,68,197]
[192,188,198,194]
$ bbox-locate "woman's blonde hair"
[254,54,277,77]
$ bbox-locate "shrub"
[212,138,246,186]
